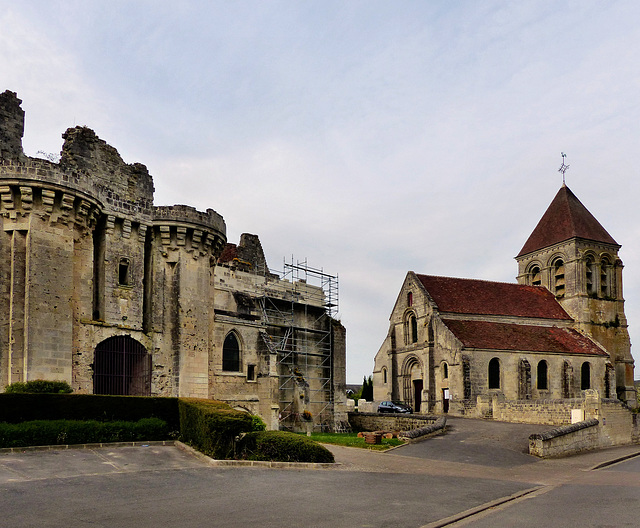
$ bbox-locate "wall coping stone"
[529,418,599,442]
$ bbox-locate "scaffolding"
[259,258,338,431]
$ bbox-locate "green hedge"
[0,393,179,430]
[0,417,168,448]
[178,398,254,459]
[238,431,335,463]
[4,380,73,394]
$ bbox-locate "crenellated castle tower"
[0,90,226,398]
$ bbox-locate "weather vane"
[558,152,569,185]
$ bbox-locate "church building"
[373,184,635,416]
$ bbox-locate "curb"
[590,450,640,470]
[175,441,339,470]
[418,486,546,528]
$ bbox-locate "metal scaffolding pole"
[259,257,338,431]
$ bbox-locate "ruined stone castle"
[374,183,636,417]
[0,90,346,431]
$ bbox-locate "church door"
[413,379,423,413]
[442,388,450,413]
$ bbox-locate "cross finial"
[558,152,570,185]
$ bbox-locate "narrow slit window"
[118,258,130,286]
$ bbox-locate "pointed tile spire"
[517,185,618,257]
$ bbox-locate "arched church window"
[407,291,413,307]
[382,367,388,384]
[600,257,611,298]
[581,362,591,390]
[562,361,573,398]
[585,256,595,296]
[537,360,548,390]
[442,362,449,379]
[530,265,541,286]
[410,314,418,343]
[488,358,500,389]
[553,258,565,297]
[222,332,241,372]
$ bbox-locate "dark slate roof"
[517,185,618,257]
[441,318,608,356]
[416,274,572,320]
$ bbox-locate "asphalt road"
[1,417,638,528]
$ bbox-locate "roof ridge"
[415,273,542,289]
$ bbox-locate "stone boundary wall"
[529,419,599,457]
[348,412,439,433]
[492,397,584,425]
[400,416,447,439]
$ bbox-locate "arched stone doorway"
[93,336,151,396]
[401,356,423,413]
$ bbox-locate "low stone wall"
[492,397,583,425]
[400,416,447,440]
[529,419,600,457]
[599,399,637,446]
[348,412,440,433]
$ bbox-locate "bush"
[178,398,254,459]
[0,417,169,448]
[238,431,334,463]
[0,393,180,430]
[250,414,267,431]
[4,380,73,394]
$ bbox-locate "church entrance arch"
[93,336,151,396]
[401,356,423,413]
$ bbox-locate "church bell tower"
[515,184,635,403]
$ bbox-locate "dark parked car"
[377,401,413,414]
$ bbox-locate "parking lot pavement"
[1,422,639,528]
[441,455,640,528]
[0,444,206,484]
[392,416,550,468]
[0,446,535,528]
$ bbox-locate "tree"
[361,375,374,402]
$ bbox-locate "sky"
[2,1,639,384]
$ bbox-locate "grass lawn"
[308,432,405,451]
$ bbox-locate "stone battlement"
[154,204,225,233]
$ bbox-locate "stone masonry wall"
[348,412,439,432]
[492,396,583,425]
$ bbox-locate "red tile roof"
[441,318,608,356]
[416,274,571,320]
[517,185,618,257]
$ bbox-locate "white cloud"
[2,1,640,382]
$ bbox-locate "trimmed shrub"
[4,380,73,394]
[178,398,253,459]
[0,417,168,448]
[238,431,335,463]
[250,414,267,431]
[0,394,180,430]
